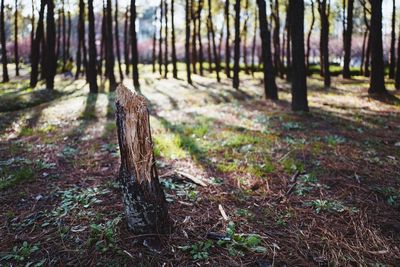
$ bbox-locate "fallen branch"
[176,170,208,187]
[219,204,229,221]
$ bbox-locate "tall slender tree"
[197,0,204,76]
[30,0,45,87]
[232,0,241,89]
[164,0,168,78]
[289,0,308,111]
[66,10,71,58]
[224,0,231,78]
[75,0,86,79]
[206,17,212,73]
[131,0,140,89]
[87,0,98,93]
[306,0,315,70]
[396,20,400,89]
[0,0,9,82]
[191,1,198,74]
[242,0,250,74]
[251,5,257,76]
[152,7,157,73]
[171,0,178,78]
[271,0,283,77]
[30,0,35,60]
[368,0,386,95]
[46,0,56,90]
[389,0,396,79]
[284,3,291,81]
[257,0,277,99]
[14,0,19,76]
[61,0,66,70]
[159,0,163,75]
[115,0,124,81]
[105,0,116,90]
[317,0,331,88]
[124,6,130,75]
[208,0,220,82]
[342,0,354,78]
[185,0,192,84]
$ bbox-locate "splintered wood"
[116,85,154,184]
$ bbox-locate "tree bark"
[87,0,98,93]
[342,0,354,78]
[368,0,386,95]
[289,0,308,111]
[130,0,140,89]
[257,0,278,99]
[30,0,45,87]
[317,0,331,88]
[159,0,163,75]
[75,0,85,79]
[125,6,131,75]
[208,0,220,82]
[224,0,231,78]
[185,0,192,84]
[171,0,178,78]
[242,0,249,74]
[14,0,19,76]
[206,17,212,73]
[271,0,282,78]
[30,0,35,61]
[360,30,367,75]
[115,84,170,234]
[396,20,400,89]
[46,0,56,90]
[106,0,117,90]
[56,9,61,59]
[306,0,315,70]
[251,5,257,76]
[115,0,124,81]
[232,0,240,89]
[389,0,396,79]
[197,0,204,76]
[62,0,66,70]
[285,3,291,81]
[164,0,169,78]
[0,0,9,82]
[191,1,198,74]
[66,10,71,58]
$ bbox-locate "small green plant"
[58,146,78,159]
[282,158,304,174]
[235,208,254,219]
[216,222,267,256]
[282,121,302,130]
[305,199,358,214]
[0,166,35,190]
[1,241,40,262]
[89,216,122,253]
[374,187,400,206]
[180,240,213,260]
[324,135,346,145]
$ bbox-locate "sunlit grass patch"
[154,133,187,159]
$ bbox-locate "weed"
[180,240,213,260]
[305,199,358,214]
[89,216,122,254]
[0,166,35,190]
[1,241,40,263]
[324,135,346,145]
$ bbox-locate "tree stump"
[115,84,170,234]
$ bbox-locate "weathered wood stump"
[115,84,170,234]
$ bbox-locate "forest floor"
[0,66,400,266]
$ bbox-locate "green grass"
[0,166,35,191]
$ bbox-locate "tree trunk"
[197,0,204,76]
[14,0,19,76]
[0,0,9,82]
[30,0,45,87]
[206,17,212,73]
[115,84,170,234]
[242,0,249,74]
[115,0,124,81]
[171,0,178,78]
[99,7,106,77]
[208,0,220,82]
[364,33,371,77]
[66,10,71,58]
[289,0,308,111]
[272,0,282,78]
[152,7,157,73]
[251,5,257,76]
[125,6,130,75]
[159,0,163,75]
[106,0,117,90]
[368,0,386,95]
[75,0,85,79]
[232,0,241,89]
[185,0,192,83]
[257,0,278,99]
[131,0,140,89]
[342,0,354,78]
[389,0,396,79]
[306,0,315,70]
[224,0,231,78]
[285,3,291,81]
[360,30,368,75]
[46,0,56,90]
[396,20,400,89]
[56,10,61,59]
[164,0,169,78]
[191,1,198,74]
[317,0,331,88]
[30,0,35,61]
[87,0,98,93]
[62,0,66,70]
